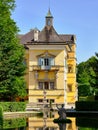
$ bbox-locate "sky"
[12,0,98,63]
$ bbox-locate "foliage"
[4,118,26,129]
[79,96,95,101]
[0,0,27,100]
[0,102,26,112]
[77,54,98,97]
[0,106,3,129]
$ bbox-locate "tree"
[77,55,98,97]
[77,63,92,96]
[0,0,27,101]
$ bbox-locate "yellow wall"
[66,44,77,106]
[25,43,77,108]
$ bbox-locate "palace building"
[20,9,77,109]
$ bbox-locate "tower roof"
[46,8,53,18]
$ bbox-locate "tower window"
[48,20,51,25]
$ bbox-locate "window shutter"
[38,58,44,66]
[50,58,54,66]
[38,58,41,65]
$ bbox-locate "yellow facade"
[20,9,77,109]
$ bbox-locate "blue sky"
[12,0,98,63]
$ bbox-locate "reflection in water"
[76,117,98,129]
[2,112,76,130]
[2,118,26,129]
[58,123,66,130]
[28,110,76,130]
[3,112,98,130]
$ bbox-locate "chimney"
[34,28,39,41]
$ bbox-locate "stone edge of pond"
[3,111,40,119]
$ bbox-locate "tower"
[46,9,53,26]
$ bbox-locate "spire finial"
[49,0,50,9]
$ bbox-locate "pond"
[1,112,98,130]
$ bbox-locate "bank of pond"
[1,114,98,129]
[0,101,98,129]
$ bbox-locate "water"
[1,112,98,130]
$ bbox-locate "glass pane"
[50,82,54,89]
[44,82,49,89]
[50,58,54,66]
[38,82,43,89]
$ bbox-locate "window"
[38,99,43,103]
[44,82,49,89]
[50,99,54,103]
[38,99,55,103]
[38,81,55,90]
[48,20,51,25]
[38,57,54,69]
[44,58,49,66]
[67,84,72,92]
[68,65,73,73]
[50,82,54,89]
[38,82,43,89]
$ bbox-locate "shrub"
[4,118,26,129]
[0,102,26,112]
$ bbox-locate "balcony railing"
[32,65,60,71]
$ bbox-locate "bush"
[4,118,26,129]
[0,102,26,112]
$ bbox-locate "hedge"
[76,101,98,111]
[4,118,26,129]
[0,102,26,112]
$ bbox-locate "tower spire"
[45,8,53,26]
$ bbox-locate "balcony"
[32,65,60,71]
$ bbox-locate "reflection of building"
[28,118,58,130]
[27,114,77,130]
[20,9,77,109]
